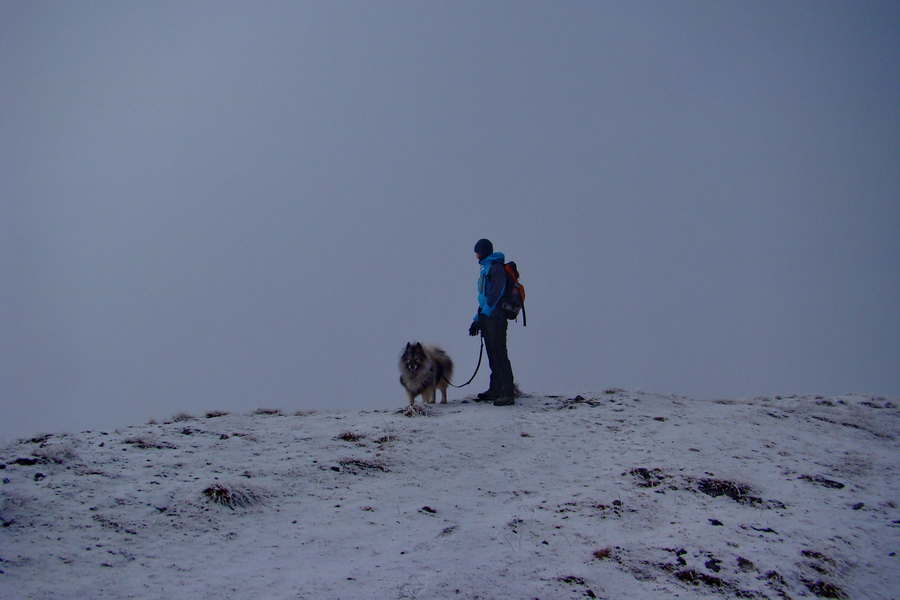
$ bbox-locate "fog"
[2,1,898,441]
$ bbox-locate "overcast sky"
[2,1,898,442]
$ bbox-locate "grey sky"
[2,1,898,441]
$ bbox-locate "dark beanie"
[474,238,493,257]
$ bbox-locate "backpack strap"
[483,260,507,315]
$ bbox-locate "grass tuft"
[123,434,176,450]
[804,580,847,599]
[696,478,764,505]
[397,404,435,418]
[336,431,366,443]
[252,408,283,416]
[31,445,78,465]
[202,482,268,509]
[593,547,613,560]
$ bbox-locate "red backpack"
[499,261,526,325]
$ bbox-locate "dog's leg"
[439,383,448,404]
[407,391,417,406]
[424,387,435,404]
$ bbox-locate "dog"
[399,342,454,406]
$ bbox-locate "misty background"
[2,2,898,442]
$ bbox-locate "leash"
[442,335,484,388]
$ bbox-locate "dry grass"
[336,431,366,443]
[593,547,613,560]
[252,408,283,416]
[202,482,268,509]
[123,434,176,450]
[31,445,78,465]
[397,404,435,418]
[338,458,390,474]
[695,478,763,505]
[804,580,847,599]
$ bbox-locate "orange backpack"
[500,261,526,325]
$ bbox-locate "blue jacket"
[475,252,506,320]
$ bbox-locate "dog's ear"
[415,342,422,350]
[406,342,411,350]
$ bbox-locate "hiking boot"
[493,396,515,407]
[476,391,498,402]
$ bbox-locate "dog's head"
[401,342,427,373]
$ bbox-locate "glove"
[468,321,481,337]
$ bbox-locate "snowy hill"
[1,391,897,600]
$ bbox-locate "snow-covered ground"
[1,391,897,599]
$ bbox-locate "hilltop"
[1,391,897,599]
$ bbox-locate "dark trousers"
[480,313,514,396]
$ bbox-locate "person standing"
[469,238,516,406]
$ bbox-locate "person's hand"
[468,321,480,337]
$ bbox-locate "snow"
[1,391,898,599]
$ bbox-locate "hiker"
[469,238,516,406]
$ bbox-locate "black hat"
[474,238,493,257]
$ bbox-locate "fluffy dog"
[399,342,454,406]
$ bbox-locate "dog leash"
[442,335,484,388]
